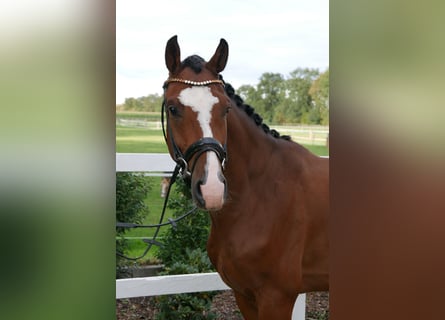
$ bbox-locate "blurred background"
[0,0,115,319]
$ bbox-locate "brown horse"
[162,35,329,319]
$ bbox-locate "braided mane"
[223,81,291,141]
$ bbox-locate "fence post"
[292,294,306,320]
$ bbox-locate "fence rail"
[116,153,175,174]
[116,153,307,319]
[116,272,306,319]
[116,272,229,298]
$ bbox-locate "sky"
[116,0,329,104]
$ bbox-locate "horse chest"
[208,214,287,291]
[208,237,263,293]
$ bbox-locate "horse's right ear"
[165,35,181,74]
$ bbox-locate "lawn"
[116,126,329,156]
[116,126,168,153]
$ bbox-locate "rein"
[116,163,198,260]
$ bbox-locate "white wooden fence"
[116,153,176,176]
[116,153,306,319]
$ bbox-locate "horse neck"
[224,105,279,189]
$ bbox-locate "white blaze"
[178,86,218,137]
[178,86,225,210]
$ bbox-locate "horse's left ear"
[207,38,229,74]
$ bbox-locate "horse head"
[162,35,230,211]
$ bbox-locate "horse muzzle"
[171,137,227,211]
[191,151,227,211]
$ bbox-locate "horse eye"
[168,105,179,116]
[225,106,231,115]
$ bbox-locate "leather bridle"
[161,78,228,180]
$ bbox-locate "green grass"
[116,126,168,153]
[116,125,328,156]
[304,144,329,156]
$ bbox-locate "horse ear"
[207,38,229,74]
[165,35,181,74]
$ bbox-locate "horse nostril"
[218,172,226,185]
[194,180,206,208]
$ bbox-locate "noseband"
[162,78,228,179]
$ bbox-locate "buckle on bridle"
[176,157,191,178]
[221,158,227,170]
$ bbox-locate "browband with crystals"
[164,78,224,87]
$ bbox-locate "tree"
[237,84,257,103]
[139,93,163,112]
[309,69,329,125]
[281,68,320,124]
[122,94,163,112]
[123,97,141,111]
[256,73,286,122]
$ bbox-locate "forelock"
[182,55,206,73]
